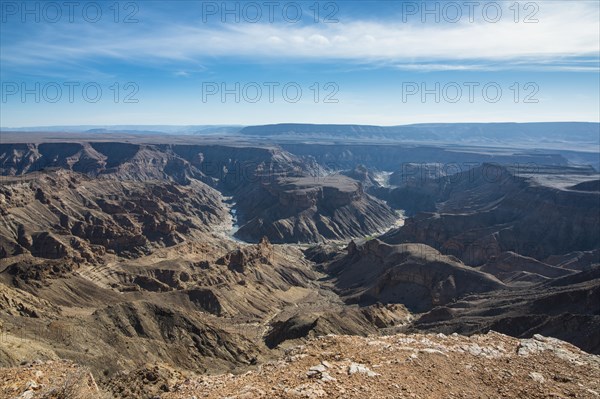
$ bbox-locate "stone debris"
[0,360,103,398]
[285,383,327,398]
[306,363,337,382]
[159,331,600,399]
[320,360,332,369]
[517,334,591,365]
[309,364,327,373]
[418,348,447,357]
[18,391,34,399]
[320,372,337,382]
[529,372,546,383]
[2,331,599,399]
[348,362,379,377]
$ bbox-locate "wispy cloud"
[1,1,598,73]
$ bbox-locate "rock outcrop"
[235,176,398,243]
[164,331,600,399]
[383,164,600,265]
[0,142,313,187]
[479,251,577,284]
[323,239,504,312]
[412,266,600,354]
[0,170,227,260]
[4,332,599,399]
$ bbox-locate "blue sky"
[1,0,599,126]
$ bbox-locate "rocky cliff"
[0,170,227,260]
[383,164,600,265]
[321,239,504,312]
[235,176,398,243]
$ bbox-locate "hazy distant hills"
[240,122,600,146]
[2,125,243,135]
[3,123,598,160]
[4,122,598,147]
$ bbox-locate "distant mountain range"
[2,122,599,148]
[239,122,600,146]
[1,125,243,135]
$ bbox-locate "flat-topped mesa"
[322,181,364,207]
[268,176,363,212]
[383,163,600,264]
[266,184,320,212]
[235,175,396,243]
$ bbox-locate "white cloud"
[2,1,598,71]
[267,36,284,45]
[308,34,330,46]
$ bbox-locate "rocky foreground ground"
[1,331,599,399]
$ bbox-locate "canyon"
[0,132,599,398]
